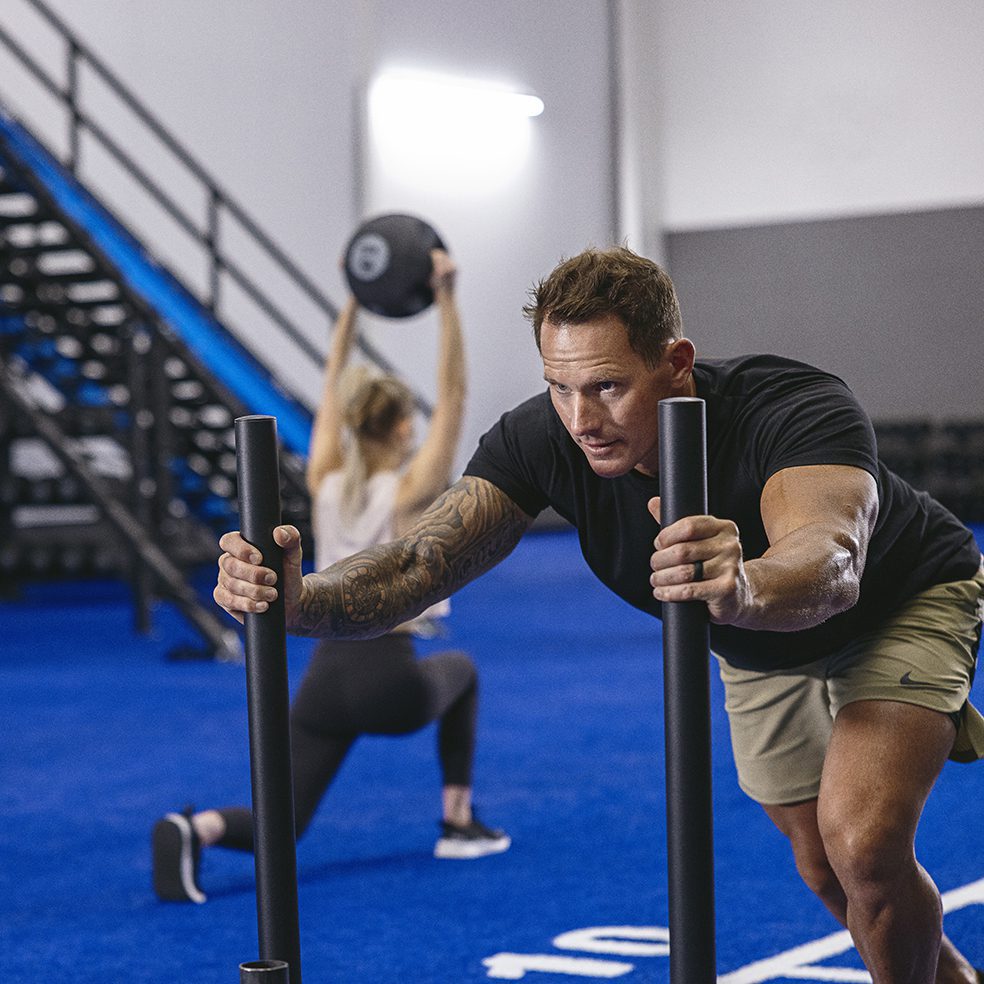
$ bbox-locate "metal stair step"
[0,211,46,229]
[10,293,125,312]
[13,269,117,288]
[1,240,78,258]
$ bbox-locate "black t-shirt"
[464,354,980,671]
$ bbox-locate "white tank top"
[313,469,451,628]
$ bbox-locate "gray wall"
[666,206,984,421]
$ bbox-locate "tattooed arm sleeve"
[290,475,534,638]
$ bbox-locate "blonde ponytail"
[336,365,413,522]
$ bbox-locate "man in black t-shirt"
[216,246,984,982]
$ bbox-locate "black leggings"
[216,633,478,851]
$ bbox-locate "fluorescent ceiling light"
[369,71,543,197]
[371,72,544,121]
[367,71,544,195]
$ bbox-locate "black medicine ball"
[343,213,447,318]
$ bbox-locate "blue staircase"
[0,112,312,657]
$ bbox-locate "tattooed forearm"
[291,476,532,638]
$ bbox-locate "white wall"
[647,0,984,230]
[353,1,614,462]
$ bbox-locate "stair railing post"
[66,39,80,173]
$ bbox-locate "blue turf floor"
[1,528,982,982]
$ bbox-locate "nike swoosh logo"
[899,671,952,693]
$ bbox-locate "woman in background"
[153,250,509,904]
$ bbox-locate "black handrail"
[0,0,423,409]
[17,0,336,312]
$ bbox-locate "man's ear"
[665,337,696,386]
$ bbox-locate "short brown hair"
[523,246,683,367]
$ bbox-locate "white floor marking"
[482,876,984,980]
[720,876,984,984]
[553,927,671,957]
[483,953,634,979]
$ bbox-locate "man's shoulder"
[466,390,569,518]
[695,353,852,402]
[495,390,565,438]
[473,389,561,459]
[697,352,845,380]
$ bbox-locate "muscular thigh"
[819,699,955,842]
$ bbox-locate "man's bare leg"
[763,701,977,983]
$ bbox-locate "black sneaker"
[152,807,207,903]
[434,816,511,860]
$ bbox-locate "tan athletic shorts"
[715,562,984,805]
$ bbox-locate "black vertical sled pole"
[657,397,716,983]
[235,415,302,984]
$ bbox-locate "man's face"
[540,314,686,478]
